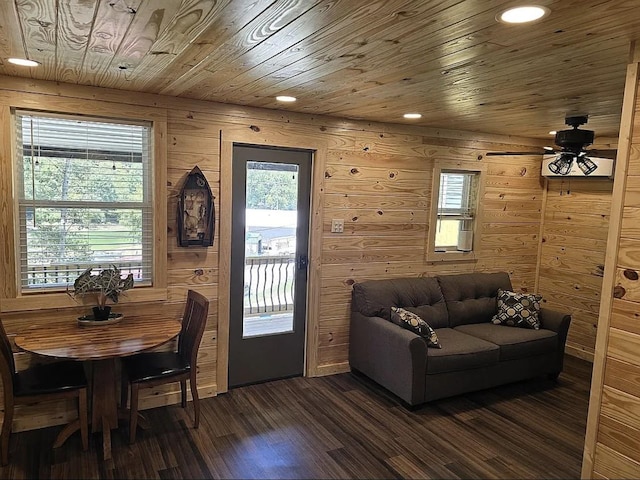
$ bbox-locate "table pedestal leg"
[52,359,143,458]
[118,410,150,429]
[91,359,118,460]
[53,419,80,448]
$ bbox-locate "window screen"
[15,110,153,291]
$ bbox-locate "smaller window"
[428,165,482,259]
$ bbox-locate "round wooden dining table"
[15,316,182,460]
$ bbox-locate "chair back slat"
[178,290,209,366]
[0,322,16,399]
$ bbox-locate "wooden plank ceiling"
[1,0,639,140]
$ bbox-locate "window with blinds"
[14,110,153,291]
[435,171,479,251]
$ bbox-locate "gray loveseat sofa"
[349,272,571,406]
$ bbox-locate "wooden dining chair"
[120,289,209,443]
[0,321,89,465]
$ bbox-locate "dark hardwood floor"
[0,355,592,479]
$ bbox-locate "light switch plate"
[331,219,344,233]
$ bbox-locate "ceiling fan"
[486,115,617,175]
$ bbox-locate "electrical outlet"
[331,219,344,233]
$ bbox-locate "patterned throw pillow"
[390,306,442,348]
[491,289,542,329]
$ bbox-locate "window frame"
[15,110,154,292]
[427,160,485,262]
[0,99,167,313]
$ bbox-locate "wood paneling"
[0,1,638,139]
[537,178,613,361]
[583,45,640,479]
[594,443,640,480]
[0,75,549,431]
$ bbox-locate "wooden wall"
[0,75,549,431]
[318,140,545,370]
[537,176,613,362]
[582,46,640,478]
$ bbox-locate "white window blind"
[435,171,478,250]
[15,110,153,291]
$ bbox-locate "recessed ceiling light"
[497,5,549,24]
[276,95,296,102]
[549,130,557,135]
[8,57,40,67]
[403,113,422,119]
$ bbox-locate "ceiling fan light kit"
[577,156,598,175]
[542,153,613,177]
[487,115,616,178]
[547,153,574,175]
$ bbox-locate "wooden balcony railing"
[26,261,144,287]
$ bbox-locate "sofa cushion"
[437,272,513,327]
[352,277,450,328]
[426,328,500,374]
[391,307,442,348]
[455,323,557,361]
[491,289,542,329]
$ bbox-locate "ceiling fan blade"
[586,148,617,159]
[485,151,549,156]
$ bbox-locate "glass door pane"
[242,161,298,338]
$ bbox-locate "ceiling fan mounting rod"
[565,115,589,128]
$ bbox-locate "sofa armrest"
[539,307,572,375]
[540,307,571,334]
[349,311,428,405]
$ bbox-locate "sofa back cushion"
[351,277,450,329]
[437,272,512,327]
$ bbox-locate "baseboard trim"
[138,383,217,410]
[314,362,350,377]
[566,345,594,363]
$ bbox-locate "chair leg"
[180,379,187,408]
[120,374,128,409]
[189,372,200,429]
[129,383,140,444]
[79,389,89,451]
[1,402,14,466]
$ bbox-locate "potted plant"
[69,266,134,320]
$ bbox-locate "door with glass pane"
[229,145,312,387]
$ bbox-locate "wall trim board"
[534,177,549,292]
[216,128,328,393]
[315,362,350,376]
[216,135,232,395]
[0,105,16,302]
[566,344,595,363]
[581,42,640,478]
[136,383,218,414]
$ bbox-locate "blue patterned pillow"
[491,289,542,329]
[390,307,442,348]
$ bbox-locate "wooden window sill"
[0,287,168,313]
[426,250,478,263]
